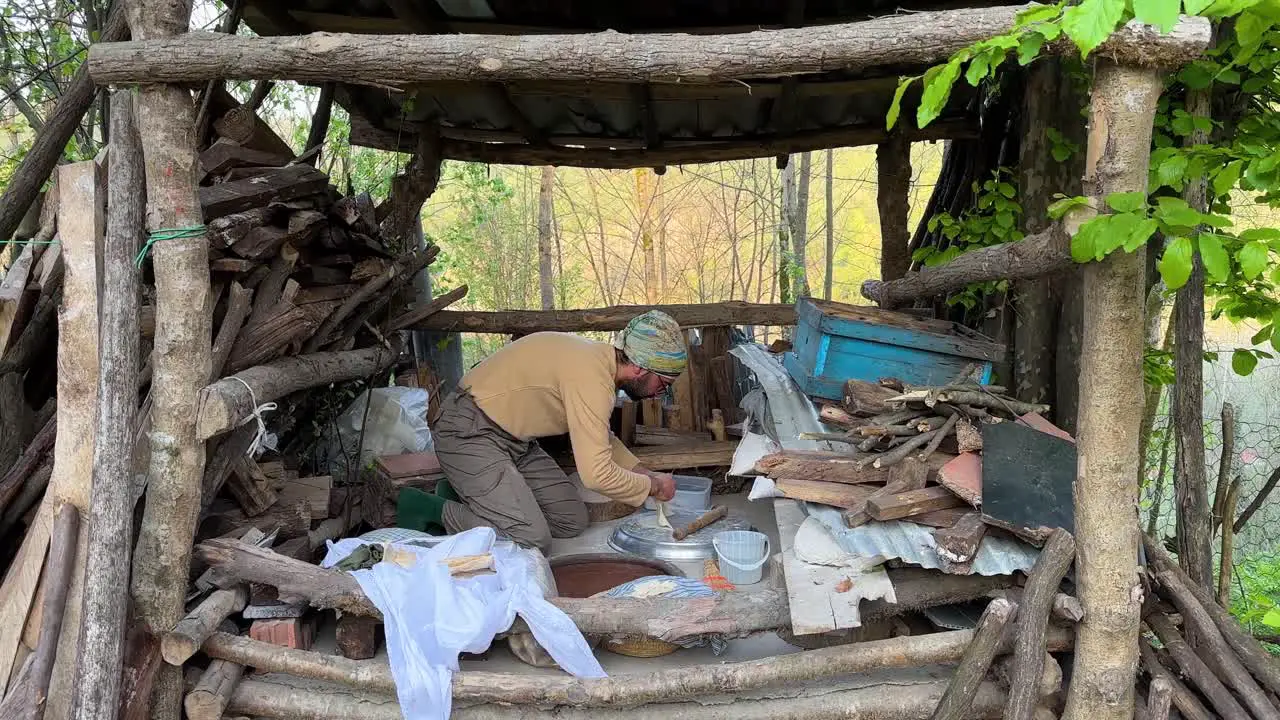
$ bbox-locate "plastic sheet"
[323,527,604,720]
[321,387,433,478]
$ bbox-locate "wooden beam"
[196,346,400,440]
[861,225,1071,307]
[88,12,1212,86]
[410,76,904,102]
[627,441,737,471]
[198,625,1074,708]
[409,301,795,333]
[355,118,976,168]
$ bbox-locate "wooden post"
[876,133,911,281]
[126,2,213,717]
[71,88,145,720]
[0,158,103,712]
[929,597,1017,720]
[1005,529,1075,720]
[1061,62,1163,720]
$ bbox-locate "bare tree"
[825,149,835,299]
[537,165,555,310]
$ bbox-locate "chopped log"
[226,303,314,372]
[227,457,278,516]
[335,193,378,234]
[197,346,400,440]
[205,500,313,542]
[184,659,244,720]
[335,615,379,660]
[0,506,79,720]
[1144,534,1280,696]
[408,301,796,333]
[0,4,125,258]
[246,243,299,327]
[930,597,1017,720]
[209,258,257,273]
[303,245,434,352]
[210,282,254,380]
[202,624,1073,708]
[199,139,290,179]
[0,464,51,538]
[198,165,328,220]
[193,539,1009,639]
[868,486,963,521]
[208,208,272,249]
[89,12,1212,86]
[161,586,247,666]
[1006,529,1075,720]
[200,425,257,513]
[275,476,333,518]
[1147,677,1173,720]
[1138,640,1213,720]
[0,414,55,516]
[626,441,737,470]
[71,89,144,720]
[755,454,896,485]
[932,512,987,564]
[386,283,469,332]
[1145,613,1249,720]
[843,379,898,416]
[212,104,296,160]
[842,457,931,527]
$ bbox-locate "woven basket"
[603,636,679,658]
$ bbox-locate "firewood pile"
[0,138,467,587]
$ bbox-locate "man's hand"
[648,472,676,502]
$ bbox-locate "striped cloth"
[613,311,688,378]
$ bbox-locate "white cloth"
[322,527,605,720]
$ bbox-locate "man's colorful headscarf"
[614,310,688,378]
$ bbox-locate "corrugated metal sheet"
[805,505,1040,577]
[729,343,835,453]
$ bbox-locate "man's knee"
[547,500,589,540]
[504,514,555,555]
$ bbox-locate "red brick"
[249,617,314,650]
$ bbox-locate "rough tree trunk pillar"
[1063,62,1163,720]
[1174,83,1214,592]
[538,166,556,310]
[1014,59,1082,406]
[126,2,213,719]
[877,133,912,282]
[71,87,144,720]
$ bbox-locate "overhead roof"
[240,0,989,166]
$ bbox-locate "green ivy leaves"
[1062,0,1128,56]
[1159,236,1196,288]
[1134,0,1183,31]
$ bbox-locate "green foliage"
[915,169,1022,308]
[1143,346,1176,385]
[1229,553,1280,650]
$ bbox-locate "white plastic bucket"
[713,530,770,585]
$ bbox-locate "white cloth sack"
[322,527,604,720]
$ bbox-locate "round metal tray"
[607,509,752,562]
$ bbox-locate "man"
[400,310,687,553]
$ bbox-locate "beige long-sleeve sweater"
[459,332,650,506]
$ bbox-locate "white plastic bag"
[324,387,432,477]
[323,528,604,720]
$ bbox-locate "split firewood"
[1138,641,1213,720]
[843,379,898,416]
[184,659,245,720]
[162,586,248,666]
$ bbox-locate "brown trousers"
[434,392,588,553]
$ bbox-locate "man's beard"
[619,377,652,401]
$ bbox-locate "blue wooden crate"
[782,298,1006,401]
